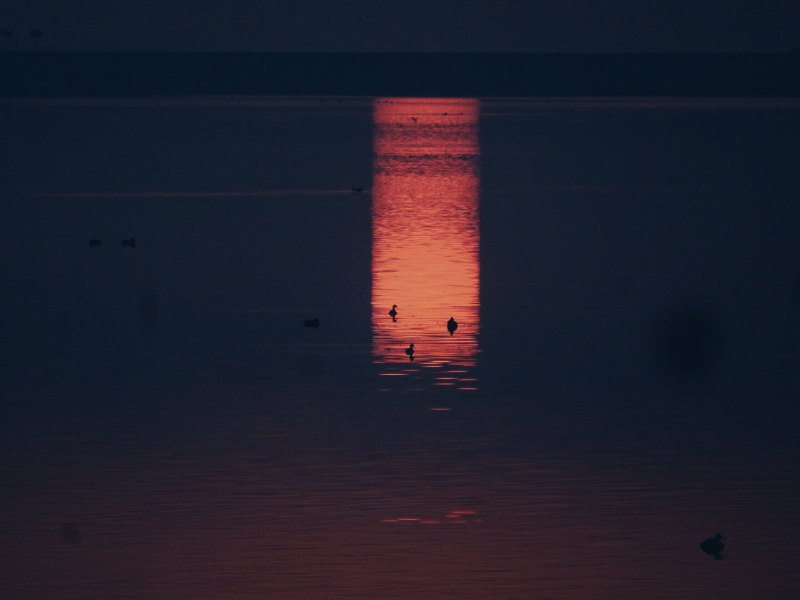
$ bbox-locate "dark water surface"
[2,97,800,598]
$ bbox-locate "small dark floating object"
[700,533,725,560]
[405,343,415,361]
[121,238,136,248]
[351,187,364,193]
[389,304,397,321]
[447,317,458,336]
[303,318,320,328]
[89,239,102,247]
[59,523,82,546]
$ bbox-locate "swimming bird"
[89,239,102,247]
[388,305,397,321]
[405,343,415,361]
[447,317,458,336]
[699,533,725,560]
[303,318,320,328]
[121,238,136,248]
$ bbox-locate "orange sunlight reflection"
[381,508,480,526]
[372,98,480,389]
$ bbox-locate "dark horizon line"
[2,51,799,97]
[3,50,800,54]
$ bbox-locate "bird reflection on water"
[371,98,480,391]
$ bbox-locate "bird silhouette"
[447,317,458,336]
[405,343,415,361]
[121,238,136,248]
[388,304,398,321]
[89,239,102,247]
[303,318,320,328]
[699,533,725,560]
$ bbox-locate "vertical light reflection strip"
[372,98,480,373]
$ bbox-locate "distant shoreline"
[2,52,799,97]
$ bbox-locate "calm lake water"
[2,96,800,598]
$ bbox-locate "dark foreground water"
[1,96,800,598]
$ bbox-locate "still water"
[1,96,800,598]
[373,98,480,390]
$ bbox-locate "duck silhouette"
[699,533,725,560]
[121,238,136,248]
[405,343,415,361]
[447,317,458,336]
[388,305,398,321]
[89,239,102,247]
[303,318,320,328]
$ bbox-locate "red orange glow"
[382,508,480,526]
[372,98,480,382]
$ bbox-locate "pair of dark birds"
[90,238,135,248]
[388,305,458,334]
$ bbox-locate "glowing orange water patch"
[372,98,480,375]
